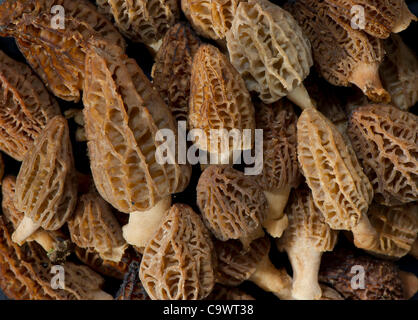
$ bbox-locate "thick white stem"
[263,186,291,238]
[28,230,56,252]
[287,83,316,110]
[352,214,378,251]
[12,216,40,245]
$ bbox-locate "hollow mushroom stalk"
[82,45,191,250]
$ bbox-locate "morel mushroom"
[225,0,315,109]
[96,0,180,53]
[297,108,377,250]
[255,100,300,238]
[83,45,191,248]
[189,44,255,164]
[0,0,125,102]
[347,104,418,206]
[0,49,60,161]
[287,0,390,103]
[277,187,338,300]
[197,165,267,249]
[12,116,78,246]
[139,204,216,300]
[116,261,150,300]
[152,22,201,124]
[68,191,128,263]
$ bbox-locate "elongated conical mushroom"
[95,0,180,54]
[189,44,255,165]
[68,191,128,263]
[225,0,315,109]
[152,23,201,124]
[197,165,267,249]
[297,108,377,250]
[0,0,125,102]
[0,49,60,161]
[347,104,418,206]
[277,187,338,300]
[287,0,390,103]
[139,204,216,300]
[12,116,78,246]
[83,45,191,249]
[255,100,300,237]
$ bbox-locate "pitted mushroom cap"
[181,0,242,40]
[189,44,255,155]
[152,23,201,124]
[0,49,60,161]
[2,175,24,228]
[297,108,374,231]
[15,115,77,231]
[83,45,191,214]
[206,284,255,300]
[139,203,216,300]
[368,203,418,259]
[68,192,127,262]
[225,0,313,104]
[255,100,300,192]
[197,165,267,245]
[347,104,418,205]
[215,236,270,286]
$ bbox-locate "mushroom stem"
[262,186,292,238]
[352,214,379,251]
[28,230,57,252]
[392,2,417,33]
[89,290,114,300]
[240,226,265,251]
[249,255,293,300]
[100,243,128,263]
[147,39,163,57]
[286,245,322,300]
[410,239,418,259]
[287,83,316,110]
[12,216,40,245]
[122,196,171,248]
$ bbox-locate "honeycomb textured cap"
[96,0,180,47]
[367,203,418,258]
[2,175,24,229]
[197,165,267,244]
[319,248,404,300]
[68,192,127,262]
[15,115,77,231]
[380,35,418,111]
[347,104,418,205]
[255,100,300,191]
[151,22,201,124]
[297,108,374,230]
[116,261,151,300]
[181,0,242,40]
[83,45,191,214]
[214,236,270,286]
[287,0,389,103]
[140,203,216,300]
[0,49,60,161]
[205,284,255,300]
[225,0,313,104]
[189,44,255,154]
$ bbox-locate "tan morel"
[348,104,418,206]
[139,204,216,300]
[189,44,255,164]
[12,116,78,246]
[277,187,338,300]
[255,100,300,238]
[152,23,201,125]
[0,49,60,161]
[83,45,191,249]
[197,165,267,249]
[287,0,390,103]
[297,108,377,250]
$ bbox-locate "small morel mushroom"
[226,0,315,109]
[12,116,78,246]
[116,261,150,300]
[277,187,338,300]
[197,165,267,249]
[152,23,201,124]
[0,49,60,161]
[297,108,377,250]
[287,0,390,103]
[68,191,128,263]
[205,284,255,300]
[255,100,300,238]
[139,204,216,300]
[189,44,255,164]
[347,104,418,205]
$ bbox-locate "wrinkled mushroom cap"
[140,203,216,300]
[348,104,418,206]
[2,175,24,228]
